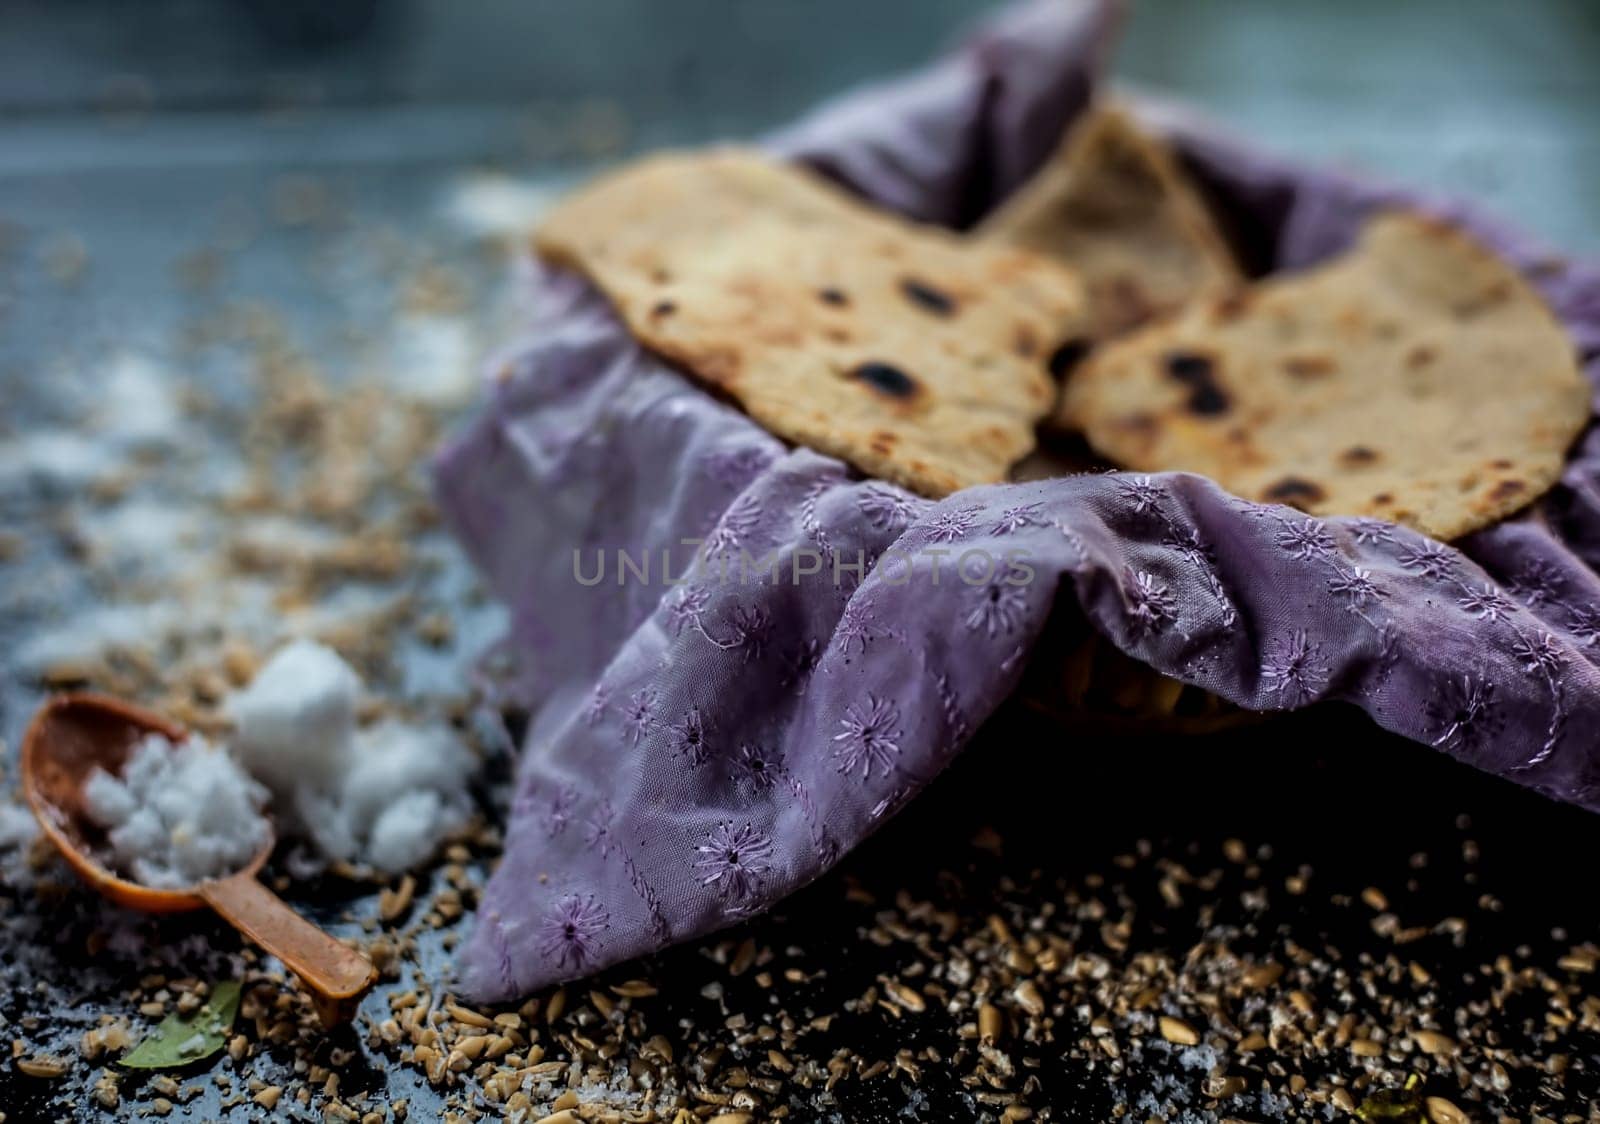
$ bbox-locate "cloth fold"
[435,0,1600,1000]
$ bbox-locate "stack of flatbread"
[535,106,1588,544]
[532,107,1589,726]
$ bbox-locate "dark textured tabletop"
[1,2,1597,1121]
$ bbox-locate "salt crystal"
[0,430,115,490]
[341,721,471,830]
[82,734,272,890]
[227,642,475,873]
[14,602,177,675]
[0,800,39,851]
[366,789,452,873]
[384,316,477,405]
[227,639,359,795]
[98,352,182,448]
[443,173,560,240]
[79,500,200,575]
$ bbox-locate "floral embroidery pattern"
[538,894,609,971]
[703,492,764,560]
[735,743,782,789]
[694,821,775,901]
[1399,550,1571,768]
[1260,630,1329,706]
[484,431,1600,988]
[1326,564,1384,612]
[833,696,903,778]
[992,502,1043,535]
[1512,557,1566,607]
[1116,474,1164,515]
[1164,526,1238,629]
[1511,631,1563,674]
[730,603,772,661]
[544,785,578,838]
[1349,518,1394,546]
[1124,569,1178,637]
[834,598,881,654]
[669,706,712,766]
[1396,540,1457,580]
[859,484,924,532]
[1457,583,1514,622]
[964,570,1030,638]
[584,800,616,858]
[622,688,656,745]
[925,506,980,543]
[692,595,777,655]
[1564,604,1600,647]
[1258,510,1397,683]
[1117,477,1236,627]
[1428,673,1503,754]
[1274,517,1336,561]
[664,583,710,636]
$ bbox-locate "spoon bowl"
[22,693,376,1024]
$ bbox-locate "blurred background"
[0,0,1595,248]
[0,0,1593,401]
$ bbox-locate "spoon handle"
[199,875,376,1026]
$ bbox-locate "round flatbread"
[535,148,1086,497]
[979,104,1242,424]
[1061,211,1590,540]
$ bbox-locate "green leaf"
[120,980,242,1070]
[1356,1074,1425,1121]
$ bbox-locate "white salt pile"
[98,351,183,449]
[1,351,182,495]
[0,797,41,888]
[0,430,118,491]
[14,602,179,678]
[383,316,478,406]
[228,638,360,795]
[83,734,272,890]
[294,720,474,872]
[228,640,473,873]
[442,172,560,240]
[0,799,39,853]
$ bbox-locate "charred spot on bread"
[1047,338,1092,380]
[1262,476,1326,507]
[1164,351,1230,416]
[899,277,957,317]
[1283,354,1337,379]
[850,361,920,400]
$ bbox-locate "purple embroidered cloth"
[434,0,1600,1001]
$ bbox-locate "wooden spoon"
[20,692,376,1026]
